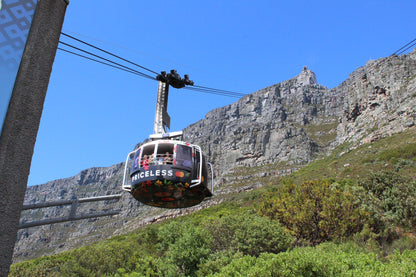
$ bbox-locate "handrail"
[122,150,136,192]
[19,194,122,229]
[19,210,121,229]
[190,145,203,187]
[208,162,214,193]
[21,194,122,210]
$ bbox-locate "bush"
[61,239,134,276]
[155,221,213,276]
[257,179,368,244]
[203,212,294,256]
[9,254,72,277]
[359,171,416,231]
[196,250,244,277]
[209,242,416,276]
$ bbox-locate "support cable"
[392,37,416,56]
[58,47,145,77]
[59,33,247,97]
[190,85,246,97]
[192,84,246,96]
[59,41,157,80]
[61,32,159,75]
[185,86,246,98]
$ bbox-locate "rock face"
[184,51,416,177]
[14,48,416,262]
[336,53,416,144]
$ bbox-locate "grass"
[222,127,416,188]
[290,127,416,183]
[302,117,339,147]
[213,127,416,204]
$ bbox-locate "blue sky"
[27,0,416,186]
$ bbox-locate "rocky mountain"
[14,48,416,262]
[184,50,416,176]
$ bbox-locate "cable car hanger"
[122,71,214,209]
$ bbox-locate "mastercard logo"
[175,171,185,178]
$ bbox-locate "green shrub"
[122,252,160,277]
[209,242,416,276]
[60,239,134,276]
[9,254,72,277]
[196,250,244,277]
[359,171,416,231]
[257,179,368,244]
[203,212,294,256]
[155,221,213,276]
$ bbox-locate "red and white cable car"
[122,71,213,208]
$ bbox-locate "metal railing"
[19,194,122,229]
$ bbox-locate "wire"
[59,32,416,100]
[186,86,246,98]
[335,37,416,97]
[57,47,150,78]
[184,86,245,98]
[396,42,416,55]
[61,32,159,75]
[192,85,246,97]
[392,37,416,56]
[187,38,415,97]
[62,30,194,70]
[59,33,247,98]
[58,41,157,80]
[364,37,416,75]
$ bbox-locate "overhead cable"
[59,32,247,98]
[61,32,159,75]
[58,41,157,80]
[184,86,245,98]
[392,37,416,56]
[57,47,149,78]
[185,86,246,98]
[363,37,416,74]
[191,84,246,97]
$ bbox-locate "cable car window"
[131,148,141,172]
[156,143,174,165]
[176,144,192,168]
[141,145,155,167]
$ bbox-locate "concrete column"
[0,0,68,275]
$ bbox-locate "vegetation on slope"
[290,128,416,183]
[9,129,416,276]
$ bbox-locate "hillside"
[10,127,416,276]
[14,48,416,263]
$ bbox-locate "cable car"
[122,71,214,208]
[122,135,213,208]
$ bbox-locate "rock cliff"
[14,48,416,262]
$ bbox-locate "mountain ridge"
[14,48,416,262]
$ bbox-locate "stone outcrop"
[336,53,416,145]
[184,50,416,177]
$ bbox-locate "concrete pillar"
[0,0,68,275]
